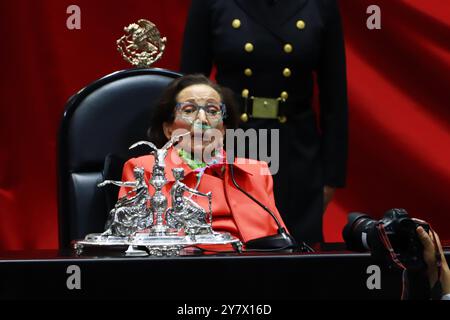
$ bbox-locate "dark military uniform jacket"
[181,0,348,243]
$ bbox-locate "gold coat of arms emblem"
[117,19,167,68]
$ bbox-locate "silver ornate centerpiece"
[73,134,242,256]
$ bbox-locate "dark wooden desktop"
[1,243,448,300]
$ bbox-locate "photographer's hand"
[416,226,450,295]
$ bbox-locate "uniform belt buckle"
[251,96,279,119]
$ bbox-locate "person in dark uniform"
[180,0,348,244]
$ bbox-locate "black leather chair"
[57,68,181,249]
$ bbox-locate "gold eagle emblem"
[117,19,167,68]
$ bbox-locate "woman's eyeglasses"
[175,102,227,120]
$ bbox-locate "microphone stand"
[228,163,313,252]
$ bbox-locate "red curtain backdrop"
[0,0,448,250]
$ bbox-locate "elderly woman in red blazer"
[118,74,290,245]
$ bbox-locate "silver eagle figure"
[129,133,189,235]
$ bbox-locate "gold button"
[244,68,252,77]
[244,42,254,52]
[232,19,241,29]
[284,44,293,53]
[282,68,291,77]
[241,89,249,98]
[240,113,249,122]
[296,20,306,29]
[280,91,288,100]
[278,115,287,123]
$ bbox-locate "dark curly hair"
[148,74,240,147]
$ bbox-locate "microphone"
[228,163,310,251]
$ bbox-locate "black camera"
[342,208,430,270]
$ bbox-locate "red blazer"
[118,148,288,243]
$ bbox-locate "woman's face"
[163,84,225,160]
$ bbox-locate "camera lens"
[342,212,377,251]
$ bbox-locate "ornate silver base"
[148,224,179,236]
[73,231,242,256]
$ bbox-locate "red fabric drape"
[0,0,448,249]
